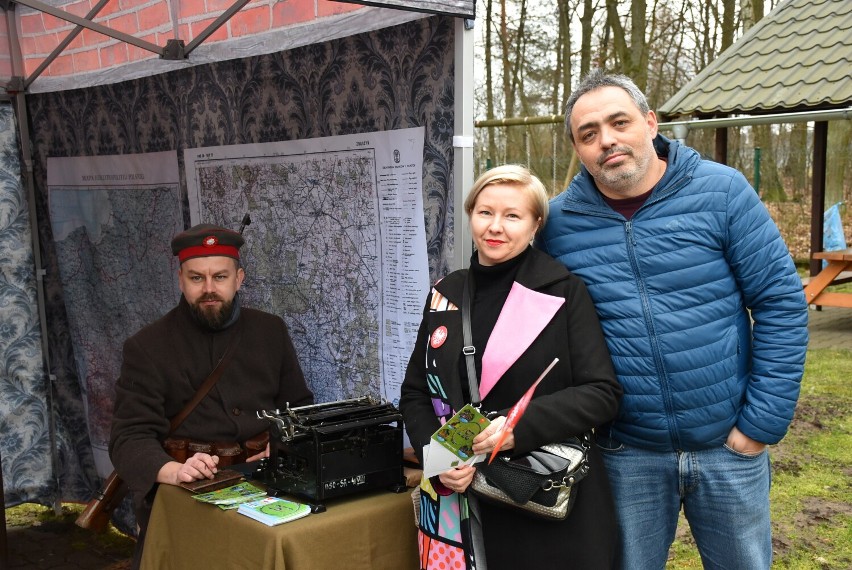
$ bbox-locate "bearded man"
[109,223,313,567]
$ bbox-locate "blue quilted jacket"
[538,135,809,451]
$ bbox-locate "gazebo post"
[810,121,828,277]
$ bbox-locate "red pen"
[487,358,560,464]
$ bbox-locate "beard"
[592,145,654,195]
[188,293,234,330]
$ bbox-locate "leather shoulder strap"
[462,271,480,406]
[168,324,243,434]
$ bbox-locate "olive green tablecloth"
[141,483,419,569]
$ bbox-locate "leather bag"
[470,436,589,520]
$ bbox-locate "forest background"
[470,0,852,262]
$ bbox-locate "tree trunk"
[580,0,593,77]
[784,123,808,202]
[755,125,785,201]
[630,0,647,89]
[485,0,497,168]
[826,121,851,208]
[721,0,736,50]
[606,0,629,72]
[499,0,515,163]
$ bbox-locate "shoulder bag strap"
[167,323,243,434]
[462,271,481,407]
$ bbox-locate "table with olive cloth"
[140,482,419,569]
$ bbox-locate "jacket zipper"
[624,221,682,449]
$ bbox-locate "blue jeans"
[598,436,772,570]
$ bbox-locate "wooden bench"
[801,270,852,287]
[803,250,852,308]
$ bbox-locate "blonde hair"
[464,164,549,232]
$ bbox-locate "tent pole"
[452,16,475,271]
[6,4,62,515]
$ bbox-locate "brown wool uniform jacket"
[109,295,313,498]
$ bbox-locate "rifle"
[75,325,243,532]
[75,469,128,532]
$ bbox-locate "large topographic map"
[186,128,429,406]
[47,152,181,476]
[197,152,381,402]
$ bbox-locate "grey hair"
[563,69,651,142]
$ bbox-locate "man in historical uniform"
[110,223,313,565]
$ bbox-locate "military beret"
[171,223,244,263]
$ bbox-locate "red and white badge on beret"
[203,236,218,247]
[430,325,448,349]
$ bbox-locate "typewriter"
[255,396,405,511]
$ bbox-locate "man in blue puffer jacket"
[537,69,809,570]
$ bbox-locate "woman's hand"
[471,415,515,456]
[438,464,476,494]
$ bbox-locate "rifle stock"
[75,470,128,533]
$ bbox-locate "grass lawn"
[667,348,852,568]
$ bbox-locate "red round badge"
[203,235,219,247]
[430,325,448,349]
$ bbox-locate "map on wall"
[185,127,430,407]
[47,151,182,477]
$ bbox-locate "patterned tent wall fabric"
[21,15,456,520]
[0,104,58,507]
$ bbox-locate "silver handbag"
[470,435,590,520]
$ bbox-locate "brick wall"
[7,0,364,78]
[0,10,11,78]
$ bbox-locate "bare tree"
[485,0,498,167]
[579,0,594,78]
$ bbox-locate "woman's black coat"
[401,248,622,569]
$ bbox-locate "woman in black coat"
[400,164,622,569]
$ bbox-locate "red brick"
[230,6,270,36]
[19,36,38,56]
[73,48,100,72]
[177,0,206,20]
[65,0,92,18]
[271,0,315,28]
[119,0,148,10]
[0,59,12,78]
[177,22,191,41]
[127,32,158,60]
[98,1,122,17]
[100,41,129,66]
[42,12,72,31]
[24,57,43,76]
[20,13,46,34]
[318,0,361,17]
[66,31,85,50]
[34,32,61,54]
[106,12,139,35]
[138,2,171,32]
[80,26,108,47]
[190,17,229,42]
[48,53,74,75]
[207,0,239,12]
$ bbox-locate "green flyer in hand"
[432,404,491,462]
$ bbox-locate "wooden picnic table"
[803,249,852,308]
